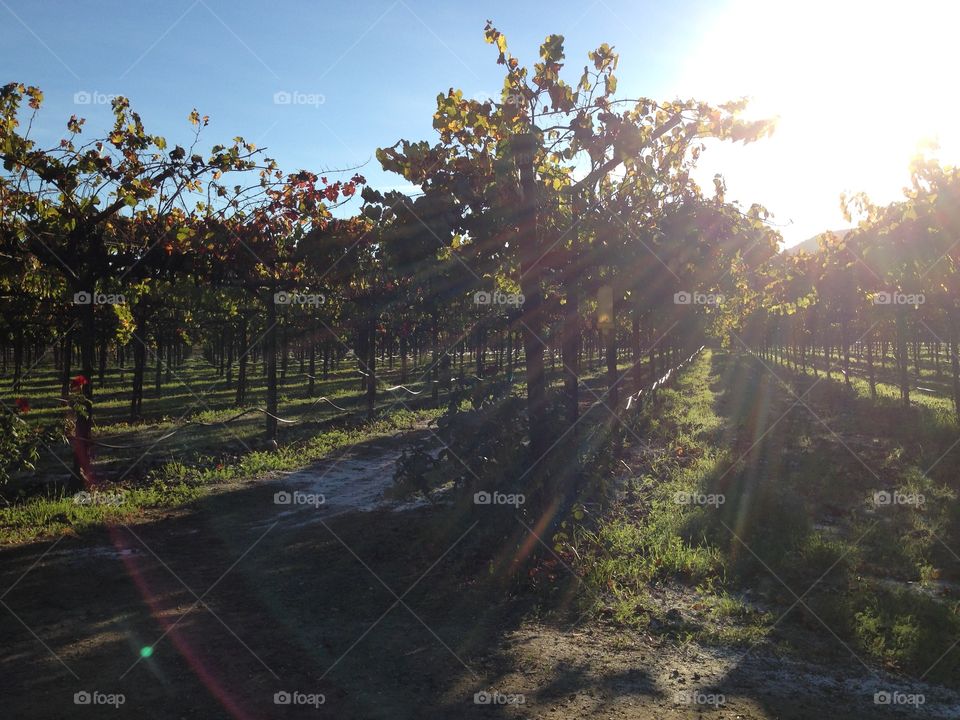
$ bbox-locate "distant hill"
[782,229,852,255]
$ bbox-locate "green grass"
[0,344,652,544]
[570,349,774,644]
[0,405,442,544]
[3,347,646,483]
[0,480,204,544]
[4,358,434,482]
[571,347,960,685]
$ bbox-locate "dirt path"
[0,426,953,719]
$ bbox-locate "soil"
[0,426,953,719]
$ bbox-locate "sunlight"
[681,0,960,242]
[7,5,960,716]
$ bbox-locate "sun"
[679,0,960,244]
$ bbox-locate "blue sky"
[4,0,958,245]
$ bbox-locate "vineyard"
[3,17,960,720]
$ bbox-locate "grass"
[0,345,654,544]
[14,339,959,685]
[4,359,434,483]
[0,404,444,544]
[573,347,960,686]
[571,349,773,644]
[4,348,645,480]
[0,480,205,544]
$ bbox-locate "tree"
[0,85,271,487]
[376,24,773,464]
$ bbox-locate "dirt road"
[0,428,951,719]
